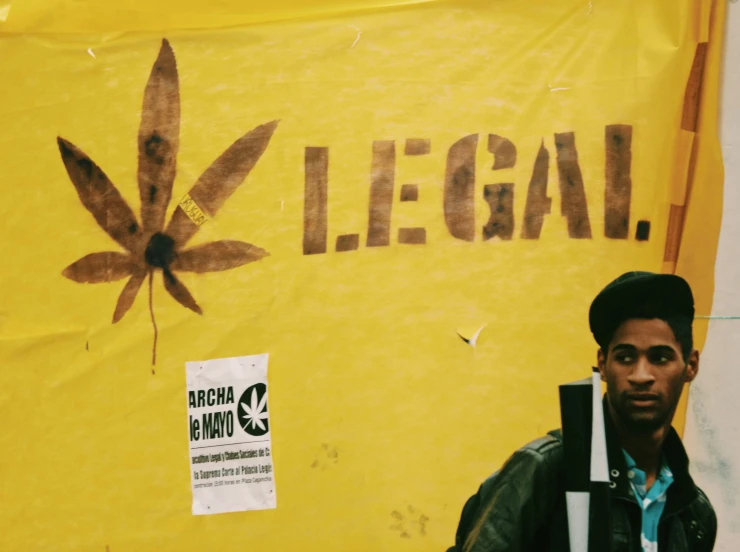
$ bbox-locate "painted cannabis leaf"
[240,388,269,433]
[59,39,278,366]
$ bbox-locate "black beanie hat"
[589,271,695,348]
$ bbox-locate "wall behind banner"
[685,1,739,550]
[0,1,725,551]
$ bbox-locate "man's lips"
[626,393,660,407]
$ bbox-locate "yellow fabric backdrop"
[0,0,725,550]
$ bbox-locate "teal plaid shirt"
[622,449,674,552]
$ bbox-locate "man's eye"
[616,355,634,363]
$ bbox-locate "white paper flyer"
[185,353,276,515]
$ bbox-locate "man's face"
[597,318,699,433]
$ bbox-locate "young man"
[449,271,717,552]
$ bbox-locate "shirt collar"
[621,449,674,488]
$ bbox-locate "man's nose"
[627,357,655,386]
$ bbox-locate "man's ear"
[685,349,700,383]
[597,348,607,382]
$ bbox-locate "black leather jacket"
[450,403,716,552]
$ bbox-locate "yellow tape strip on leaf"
[178,194,208,227]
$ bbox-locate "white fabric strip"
[591,369,610,483]
[566,491,590,552]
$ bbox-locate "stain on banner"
[186,353,275,515]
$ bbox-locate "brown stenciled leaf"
[166,120,279,247]
[63,252,134,283]
[171,240,268,273]
[163,272,202,315]
[113,268,147,323]
[138,39,180,235]
[60,39,276,367]
[58,137,143,252]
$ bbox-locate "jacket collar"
[602,396,697,515]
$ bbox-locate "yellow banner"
[0,0,725,550]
